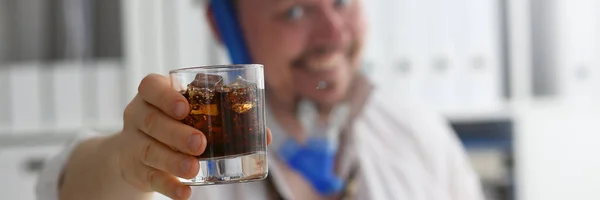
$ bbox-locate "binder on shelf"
[13,0,49,60]
[421,54,458,113]
[392,55,422,102]
[455,0,504,113]
[457,54,503,111]
[9,63,43,133]
[361,0,390,89]
[0,0,9,62]
[555,0,600,104]
[390,0,432,106]
[422,0,460,113]
[0,67,10,134]
[94,60,125,129]
[51,61,85,130]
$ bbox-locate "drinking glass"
[169,64,268,185]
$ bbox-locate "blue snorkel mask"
[210,0,350,196]
[267,100,351,196]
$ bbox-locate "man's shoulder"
[355,89,485,200]
[363,87,452,132]
[357,87,458,153]
[352,88,469,183]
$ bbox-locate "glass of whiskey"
[169,64,268,185]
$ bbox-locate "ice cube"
[222,76,258,113]
[191,73,223,88]
[187,73,223,105]
[233,102,254,113]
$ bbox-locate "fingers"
[128,96,206,155]
[266,128,272,146]
[138,74,189,120]
[137,133,200,179]
[140,165,191,200]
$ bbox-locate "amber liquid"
[181,88,266,159]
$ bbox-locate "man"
[36,0,485,199]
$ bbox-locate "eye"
[286,5,305,20]
[334,0,352,8]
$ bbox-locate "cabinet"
[514,103,600,200]
[9,1,600,200]
[0,0,512,133]
[0,145,63,200]
[385,0,506,116]
[554,0,600,104]
[7,62,44,133]
[383,1,513,200]
[0,0,125,134]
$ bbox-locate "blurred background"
[1,0,600,199]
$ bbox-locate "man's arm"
[35,131,153,200]
[37,74,205,200]
[57,134,153,200]
[432,115,486,200]
[445,134,486,200]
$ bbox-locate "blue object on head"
[279,137,344,196]
[209,0,253,64]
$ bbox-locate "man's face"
[236,0,366,106]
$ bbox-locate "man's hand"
[104,74,271,200]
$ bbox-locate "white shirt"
[35,84,485,200]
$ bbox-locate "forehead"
[236,0,322,7]
[232,0,285,12]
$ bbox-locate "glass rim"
[169,64,263,74]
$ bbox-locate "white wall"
[513,0,600,199]
[514,101,600,200]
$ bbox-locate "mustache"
[291,40,360,68]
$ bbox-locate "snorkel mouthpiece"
[278,137,344,196]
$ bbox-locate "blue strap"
[209,0,253,64]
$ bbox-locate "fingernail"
[176,186,185,198]
[188,134,202,153]
[174,101,186,118]
[181,159,192,174]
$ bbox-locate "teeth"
[305,64,335,72]
[304,54,343,71]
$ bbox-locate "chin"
[293,65,356,106]
[303,82,350,106]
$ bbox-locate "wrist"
[98,132,125,180]
[60,133,119,187]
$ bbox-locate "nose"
[311,8,346,45]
